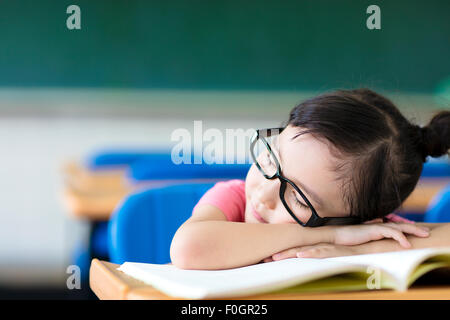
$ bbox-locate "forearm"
[416,222,445,230]
[354,223,450,254]
[170,221,334,269]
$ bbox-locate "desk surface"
[89,259,450,300]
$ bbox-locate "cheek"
[244,166,285,224]
[244,165,256,221]
[244,164,262,196]
[270,213,295,224]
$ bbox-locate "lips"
[251,205,268,223]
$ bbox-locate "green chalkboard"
[0,0,448,93]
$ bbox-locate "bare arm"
[170,204,334,270]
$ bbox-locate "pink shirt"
[193,179,247,222]
[192,179,414,224]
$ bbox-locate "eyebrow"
[276,137,325,209]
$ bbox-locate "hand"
[333,222,430,248]
[263,222,430,263]
[269,243,360,261]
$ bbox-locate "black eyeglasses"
[249,127,360,227]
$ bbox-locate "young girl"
[170,88,450,270]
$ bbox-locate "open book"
[117,247,450,299]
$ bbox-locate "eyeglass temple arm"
[259,127,285,138]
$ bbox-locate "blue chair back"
[108,182,215,264]
[127,159,251,181]
[424,184,450,223]
[85,149,172,170]
[421,159,450,178]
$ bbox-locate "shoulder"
[193,179,246,222]
[201,179,246,204]
[213,179,245,193]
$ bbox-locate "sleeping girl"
[170,88,450,269]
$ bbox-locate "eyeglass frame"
[249,127,360,227]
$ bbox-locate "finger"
[290,244,320,252]
[272,248,301,261]
[377,227,411,248]
[297,246,334,259]
[275,244,333,260]
[384,223,429,237]
[296,250,315,258]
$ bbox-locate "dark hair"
[287,88,450,222]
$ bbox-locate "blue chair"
[127,158,250,182]
[421,158,450,178]
[85,148,252,181]
[84,149,172,170]
[396,159,449,222]
[108,182,215,264]
[424,184,450,223]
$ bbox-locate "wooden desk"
[62,160,128,193]
[89,259,450,300]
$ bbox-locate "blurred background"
[0,0,448,299]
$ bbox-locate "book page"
[326,247,450,291]
[118,258,365,299]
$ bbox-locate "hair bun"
[417,111,450,161]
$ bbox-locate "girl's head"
[244,88,450,225]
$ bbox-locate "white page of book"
[327,247,450,290]
[118,258,364,299]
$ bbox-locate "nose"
[255,178,279,210]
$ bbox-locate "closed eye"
[292,191,308,209]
